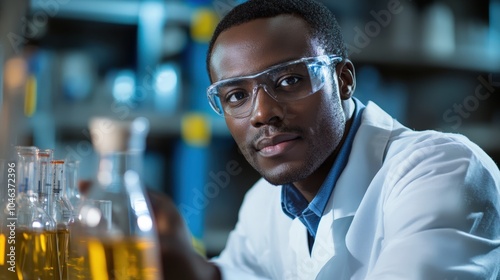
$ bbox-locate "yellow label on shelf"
[24,75,37,117]
[181,113,211,147]
[190,8,219,43]
[0,233,5,265]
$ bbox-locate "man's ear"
[336,59,356,100]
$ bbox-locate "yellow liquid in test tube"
[16,230,61,280]
[0,233,5,265]
[0,233,18,280]
[57,229,70,280]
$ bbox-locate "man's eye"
[226,91,249,103]
[278,76,301,87]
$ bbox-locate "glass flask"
[14,146,60,280]
[51,160,74,280]
[37,149,54,221]
[69,117,162,280]
[63,160,81,210]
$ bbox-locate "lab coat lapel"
[314,102,394,279]
[332,101,393,221]
[287,102,394,279]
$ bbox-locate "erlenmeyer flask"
[69,117,162,280]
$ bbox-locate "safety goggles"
[207,54,342,118]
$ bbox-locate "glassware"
[51,159,74,280]
[37,149,54,220]
[67,199,113,280]
[64,160,81,210]
[14,146,60,280]
[51,160,74,225]
[69,117,162,280]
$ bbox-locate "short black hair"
[206,0,347,82]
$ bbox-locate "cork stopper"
[89,117,150,153]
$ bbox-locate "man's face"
[209,15,347,186]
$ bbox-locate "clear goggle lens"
[207,54,342,118]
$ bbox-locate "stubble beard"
[240,101,345,186]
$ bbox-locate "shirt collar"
[281,98,366,236]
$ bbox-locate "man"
[153,0,500,279]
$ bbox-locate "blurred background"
[1,0,499,257]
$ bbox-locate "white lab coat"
[212,101,500,280]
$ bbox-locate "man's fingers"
[78,180,92,196]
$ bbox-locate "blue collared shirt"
[281,98,365,251]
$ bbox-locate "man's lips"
[254,133,301,157]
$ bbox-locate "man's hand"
[147,190,222,280]
[79,181,221,279]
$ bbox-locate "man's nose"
[249,85,285,127]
